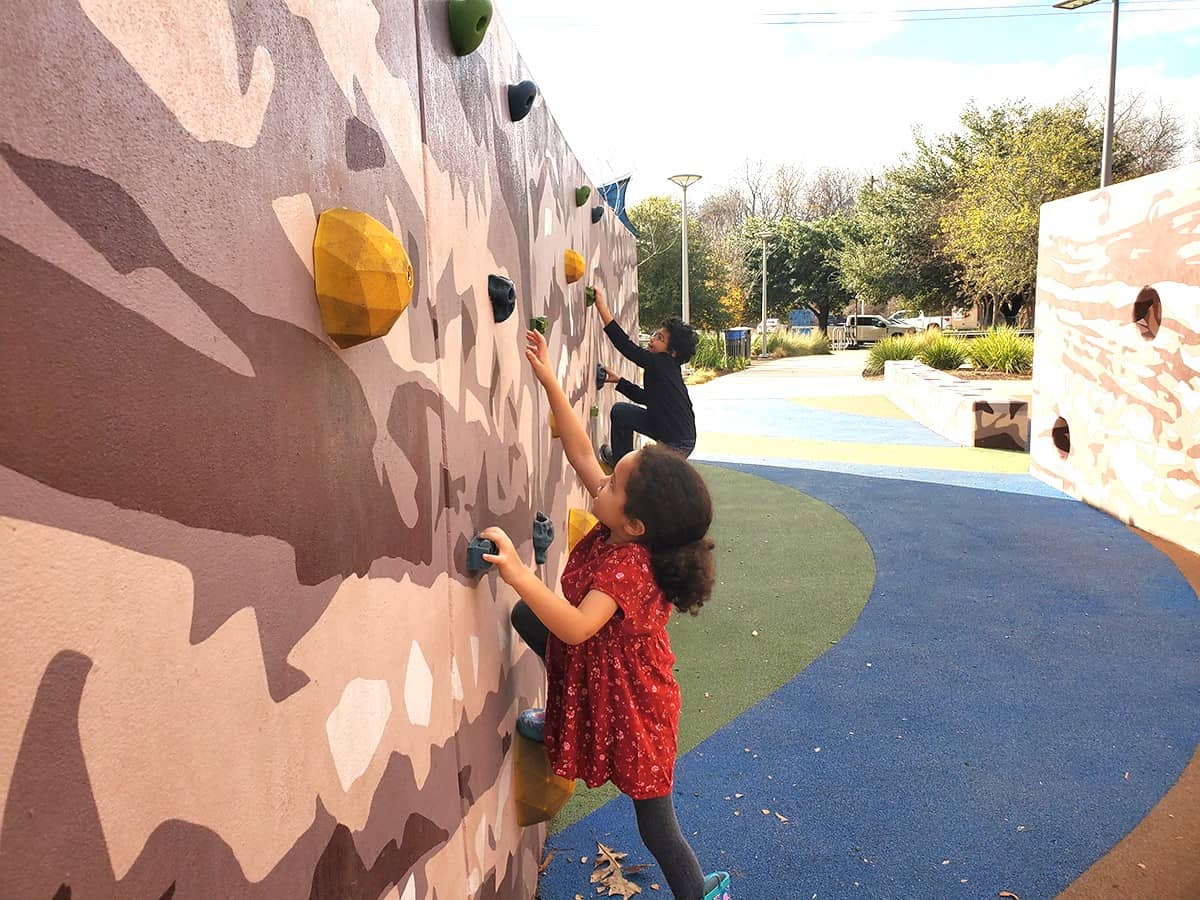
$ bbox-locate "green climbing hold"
[589,405,600,418]
[449,0,493,56]
[575,186,591,207]
[529,316,547,334]
[585,286,596,307]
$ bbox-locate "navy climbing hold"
[590,205,604,224]
[596,364,607,391]
[508,81,538,122]
[488,274,516,323]
[532,512,555,565]
[467,536,498,573]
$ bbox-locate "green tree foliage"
[939,99,1100,308]
[742,216,853,331]
[628,196,730,330]
[835,96,1184,322]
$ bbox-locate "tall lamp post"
[757,230,771,359]
[1053,0,1118,187]
[669,174,702,323]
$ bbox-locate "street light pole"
[1101,0,1119,187]
[758,230,771,359]
[1053,0,1119,187]
[669,174,702,323]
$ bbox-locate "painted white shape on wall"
[325,678,392,792]
[450,656,464,702]
[405,641,433,727]
[470,635,480,687]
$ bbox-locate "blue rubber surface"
[694,399,959,446]
[540,465,1200,900]
[692,452,1071,499]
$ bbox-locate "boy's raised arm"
[592,286,652,368]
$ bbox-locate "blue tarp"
[598,175,639,237]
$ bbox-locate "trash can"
[724,327,752,360]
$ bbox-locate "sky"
[498,0,1200,205]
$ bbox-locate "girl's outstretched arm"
[524,329,606,498]
[481,527,617,645]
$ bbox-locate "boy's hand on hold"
[605,370,620,384]
[523,330,553,385]
[479,526,528,585]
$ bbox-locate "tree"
[628,196,730,331]
[939,99,1099,315]
[802,167,862,220]
[742,216,853,331]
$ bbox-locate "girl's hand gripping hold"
[479,526,528,586]
[524,329,553,386]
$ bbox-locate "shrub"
[968,327,1034,374]
[689,332,750,372]
[917,333,970,370]
[863,333,922,375]
[753,330,833,358]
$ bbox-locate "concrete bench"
[884,360,1030,451]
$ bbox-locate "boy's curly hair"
[660,317,699,364]
[623,445,715,615]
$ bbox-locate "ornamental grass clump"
[864,333,922,375]
[968,326,1034,374]
[916,333,970,370]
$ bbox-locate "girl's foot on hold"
[701,871,731,900]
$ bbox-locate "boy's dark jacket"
[604,320,696,447]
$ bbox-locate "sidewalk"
[540,353,1200,900]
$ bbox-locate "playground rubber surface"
[539,355,1200,899]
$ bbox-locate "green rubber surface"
[549,462,875,831]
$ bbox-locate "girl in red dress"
[480,329,732,900]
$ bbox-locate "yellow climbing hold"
[313,208,414,349]
[564,249,585,284]
[568,508,599,550]
[550,410,559,439]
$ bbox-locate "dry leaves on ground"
[590,842,642,897]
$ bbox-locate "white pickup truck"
[846,315,916,346]
[893,309,950,331]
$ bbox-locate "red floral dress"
[543,523,681,800]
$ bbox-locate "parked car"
[757,318,781,333]
[892,309,950,331]
[846,314,917,346]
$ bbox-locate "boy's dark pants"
[610,402,695,463]
[509,600,707,899]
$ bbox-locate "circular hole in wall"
[1132,286,1162,339]
[1051,416,1071,457]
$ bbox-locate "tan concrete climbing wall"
[1030,162,1200,554]
[0,1,636,897]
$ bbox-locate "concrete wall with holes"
[1030,162,1199,554]
[0,1,636,897]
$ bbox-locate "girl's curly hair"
[623,445,715,615]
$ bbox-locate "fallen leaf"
[591,842,642,898]
[752,630,759,636]
[1124,772,1130,780]
[775,812,789,823]
[998,892,1021,899]
[651,886,660,891]
[942,860,950,866]
[1137,863,1147,870]
[761,809,770,815]
[539,852,555,874]
[733,811,741,816]
[735,793,744,798]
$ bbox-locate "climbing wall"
[1029,162,1200,554]
[0,1,637,898]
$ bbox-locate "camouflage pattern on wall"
[884,361,1030,451]
[0,1,637,897]
[1030,162,1200,554]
